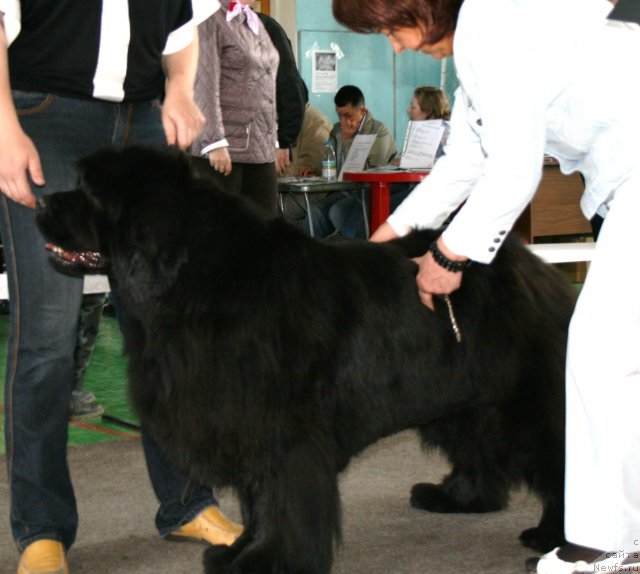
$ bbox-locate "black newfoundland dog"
[36,145,574,574]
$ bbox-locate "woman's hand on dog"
[0,126,43,209]
[369,222,399,244]
[370,223,464,311]
[414,247,464,311]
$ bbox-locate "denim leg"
[141,432,215,535]
[389,183,414,212]
[328,194,369,239]
[2,93,216,552]
[329,184,414,239]
[2,93,92,551]
[302,191,348,238]
[1,196,82,551]
[121,107,220,533]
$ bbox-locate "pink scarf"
[226,1,260,35]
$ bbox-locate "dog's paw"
[519,526,566,554]
[203,545,238,574]
[204,545,283,574]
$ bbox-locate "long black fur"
[36,145,574,574]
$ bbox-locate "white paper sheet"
[399,120,445,169]
[338,133,377,180]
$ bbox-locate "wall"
[291,0,457,146]
[269,0,297,55]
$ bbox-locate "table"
[342,169,430,234]
[277,177,369,237]
[344,164,591,242]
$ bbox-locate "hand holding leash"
[414,239,467,310]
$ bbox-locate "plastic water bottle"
[321,140,337,181]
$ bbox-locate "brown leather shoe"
[17,540,69,574]
[165,506,243,546]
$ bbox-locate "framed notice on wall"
[312,50,338,94]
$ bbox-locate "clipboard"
[399,120,445,170]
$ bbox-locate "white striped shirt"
[2,0,218,102]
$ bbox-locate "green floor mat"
[0,312,139,454]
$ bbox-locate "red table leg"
[368,181,391,235]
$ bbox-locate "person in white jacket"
[332,0,640,572]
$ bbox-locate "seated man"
[303,85,397,238]
[329,85,451,239]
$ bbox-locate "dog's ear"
[78,145,196,304]
[76,146,193,223]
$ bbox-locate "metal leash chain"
[442,295,462,343]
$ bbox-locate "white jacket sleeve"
[392,0,550,263]
[0,0,21,45]
[387,87,486,238]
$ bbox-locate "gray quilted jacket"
[193,2,279,164]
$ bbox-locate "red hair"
[332,0,463,45]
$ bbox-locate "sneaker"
[17,540,69,574]
[69,401,104,421]
[165,506,243,547]
[71,389,95,404]
[69,390,104,421]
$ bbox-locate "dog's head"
[36,145,204,300]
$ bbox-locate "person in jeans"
[0,3,241,573]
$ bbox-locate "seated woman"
[325,86,451,239]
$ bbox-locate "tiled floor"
[0,312,140,455]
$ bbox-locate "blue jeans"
[304,184,415,239]
[0,92,216,552]
[303,191,365,238]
